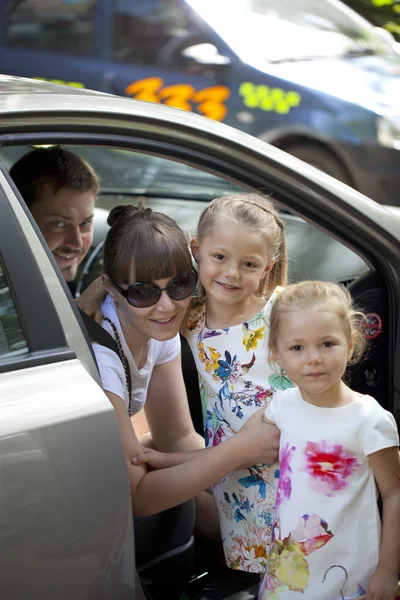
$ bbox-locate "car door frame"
[0,169,75,371]
[0,164,147,599]
[1,101,399,424]
[0,163,102,379]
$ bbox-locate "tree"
[345,0,400,41]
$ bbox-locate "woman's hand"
[74,276,106,324]
[235,408,280,468]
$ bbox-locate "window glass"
[60,145,367,292]
[0,261,28,359]
[0,144,369,294]
[4,0,96,57]
[112,0,207,65]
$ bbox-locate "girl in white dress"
[259,281,400,600]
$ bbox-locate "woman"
[83,202,279,516]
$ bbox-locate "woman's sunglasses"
[111,270,198,308]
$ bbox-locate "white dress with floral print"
[185,287,290,573]
[259,387,399,600]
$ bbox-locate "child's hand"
[364,566,399,599]
[75,276,106,324]
[132,449,170,470]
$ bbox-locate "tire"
[283,143,353,187]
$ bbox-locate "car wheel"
[283,143,353,187]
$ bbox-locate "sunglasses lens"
[127,283,160,307]
[169,271,197,300]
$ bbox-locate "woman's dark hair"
[104,201,192,285]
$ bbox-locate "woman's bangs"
[116,228,192,284]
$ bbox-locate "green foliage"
[345,0,400,41]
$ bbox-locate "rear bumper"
[337,144,400,207]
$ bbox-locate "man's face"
[30,184,95,282]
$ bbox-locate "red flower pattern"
[302,440,360,496]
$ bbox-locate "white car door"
[0,169,138,599]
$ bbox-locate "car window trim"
[0,131,394,271]
[0,171,76,370]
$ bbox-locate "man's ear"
[190,238,200,264]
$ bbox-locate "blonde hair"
[269,280,367,365]
[196,193,287,297]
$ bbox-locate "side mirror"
[181,43,231,67]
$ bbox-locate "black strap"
[79,308,132,406]
[79,308,120,354]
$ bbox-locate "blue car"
[1,0,399,205]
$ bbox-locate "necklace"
[102,315,132,416]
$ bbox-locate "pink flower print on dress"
[254,385,274,407]
[275,443,296,509]
[302,440,360,496]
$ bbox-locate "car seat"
[134,499,195,600]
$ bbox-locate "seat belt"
[78,308,132,397]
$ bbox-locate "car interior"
[0,141,395,600]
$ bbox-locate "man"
[10,145,99,283]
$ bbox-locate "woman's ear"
[102,274,117,301]
[190,238,200,264]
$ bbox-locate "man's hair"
[9,145,99,207]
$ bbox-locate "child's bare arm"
[133,448,194,470]
[262,414,275,425]
[366,446,400,599]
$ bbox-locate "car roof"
[0,74,105,96]
[1,74,399,244]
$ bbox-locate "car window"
[3,0,96,57]
[0,144,369,292]
[0,259,28,359]
[112,0,209,65]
